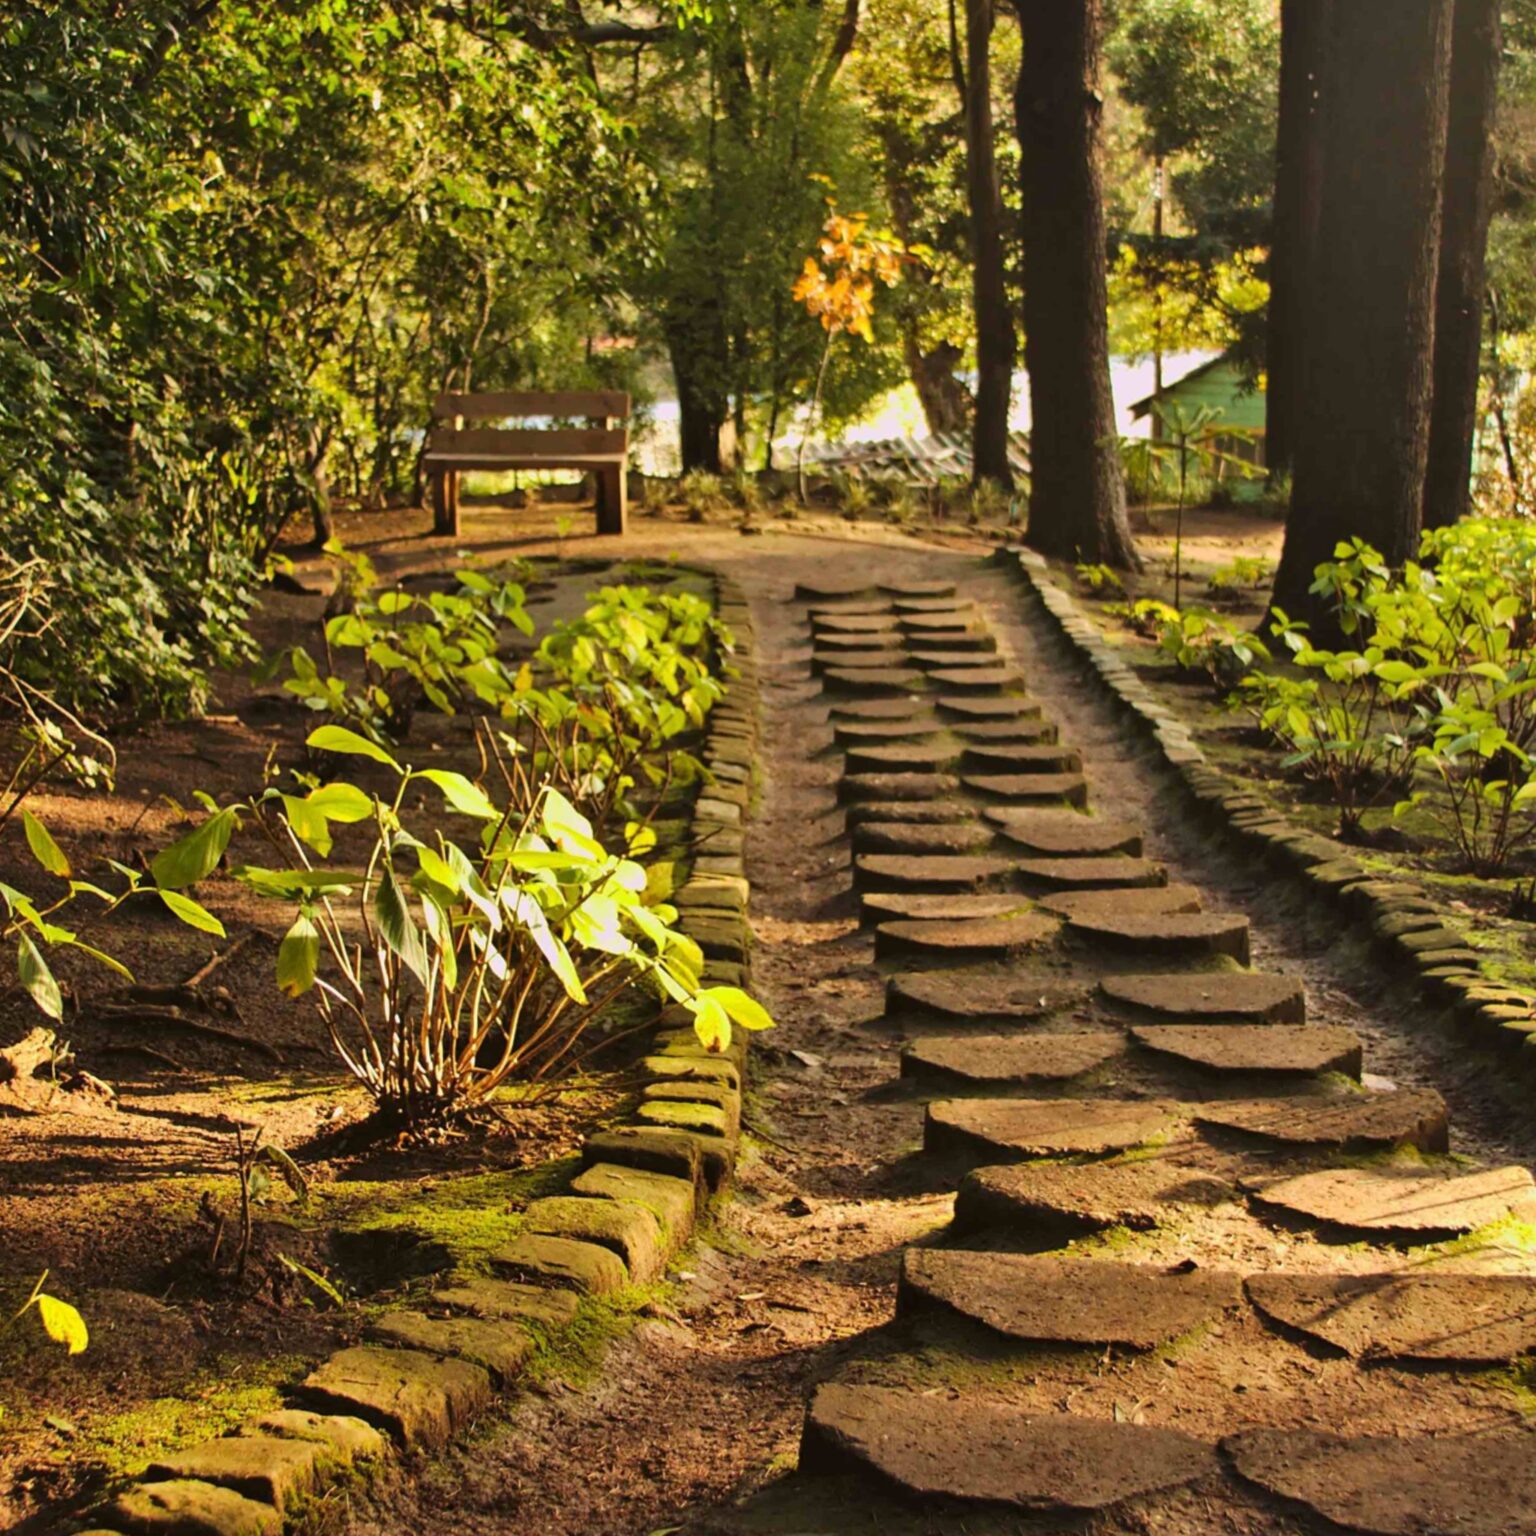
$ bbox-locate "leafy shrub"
[1106,597,1180,637]
[967,479,1010,524]
[1207,556,1272,594]
[1156,607,1269,691]
[679,470,724,522]
[1075,562,1126,597]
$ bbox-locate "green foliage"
[1075,563,1127,597]
[678,471,725,522]
[1155,607,1269,692]
[1106,597,1180,637]
[1207,556,1272,594]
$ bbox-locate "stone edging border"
[70,569,761,1536]
[1002,546,1536,1076]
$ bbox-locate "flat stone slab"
[1224,1426,1536,1536]
[956,720,1052,744]
[955,1160,1234,1237]
[430,1278,581,1329]
[882,580,957,598]
[960,743,1082,773]
[830,697,928,720]
[823,666,927,694]
[797,580,880,599]
[246,1410,386,1465]
[808,599,894,617]
[902,1031,1124,1088]
[844,742,956,773]
[803,1385,1216,1512]
[813,614,901,634]
[855,854,1016,892]
[1038,884,1202,920]
[1248,1165,1536,1239]
[986,808,1142,856]
[838,771,960,803]
[811,634,905,655]
[852,822,993,856]
[928,667,1026,692]
[300,1345,492,1449]
[889,969,1084,1024]
[1017,856,1167,889]
[862,892,1032,923]
[875,913,1059,960]
[1194,1089,1449,1153]
[845,798,976,826]
[100,1480,282,1536]
[910,649,1004,669]
[1134,1024,1362,1077]
[368,1311,532,1386]
[1068,911,1251,963]
[147,1436,328,1512]
[893,596,973,613]
[965,772,1090,807]
[1102,972,1306,1022]
[1246,1272,1536,1362]
[490,1232,629,1292]
[937,695,1039,719]
[901,1249,1241,1349]
[813,648,908,671]
[928,1097,1180,1160]
[832,721,945,744]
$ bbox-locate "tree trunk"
[905,336,973,436]
[964,0,1015,488]
[1266,0,1330,481]
[1423,0,1502,529]
[667,312,728,474]
[1271,0,1453,634]
[1010,0,1138,568]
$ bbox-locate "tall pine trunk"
[1423,0,1502,529]
[965,0,1015,488]
[1011,0,1138,568]
[1266,0,1330,481]
[1271,0,1453,633]
[667,308,728,474]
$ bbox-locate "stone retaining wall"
[72,570,761,1536]
[1006,547,1536,1074]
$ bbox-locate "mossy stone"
[584,1124,730,1188]
[299,1345,492,1450]
[522,1195,664,1281]
[489,1233,629,1294]
[146,1437,326,1513]
[99,1479,282,1536]
[571,1162,698,1240]
[429,1277,581,1328]
[367,1311,532,1386]
[635,1099,731,1139]
[245,1410,386,1465]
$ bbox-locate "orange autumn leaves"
[793,208,920,343]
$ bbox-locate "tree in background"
[1424,0,1505,528]
[1010,0,1140,567]
[1272,0,1455,630]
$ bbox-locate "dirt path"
[335,528,1536,1536]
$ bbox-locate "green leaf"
[305,726,402,771]
[700,985,774,1033]
[35,1293,88,1355]
[281,795,334,857]
[17,933,62,1020]
[158,889,227,937]
[413,769,498,820]
[21,812,70,878]
[232,866,358,900]
[276,1253,345,1307]
[373,865,428,983]
[151,808,237,891]
[277,911,321,997]
[307,783,376,823]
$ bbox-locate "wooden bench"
[424,390,630,538]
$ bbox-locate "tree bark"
[963,0,1015,488]
[1271,0,1453,632]
[666,310,728,475]
[905,336,973,436]
[1266,0,1330,481]
[1010,0,1138,567]
[1423,0,1502,529]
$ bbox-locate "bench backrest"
[427,425,627,458]
[431,390,630,424]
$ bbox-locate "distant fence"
[804,431,1031,487]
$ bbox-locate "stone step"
[891,595,969,613]
[901,1031,1123,1090]
[844,798,976,826]
[954,1159,1235,1239]
[1193,1089,1449,1154]
[898,611,984,632]
[927,1096,1180,1160]
[882,581,957,598]
[796,580,880,600]
[1247,1164,1536,1240]
[887,970,1086,1026]
[873,913,1060,961]
[1016,856,1168,890]
[959,743,1083,774]
[1132,1024,1362,1077]
[811,632,905,654]
[859,892,1034,924]
[853,853,1016,893]
[829,697,929,721]
[850,822,993,857]
[838,772,960,804]
[1037,884,1203,920]
[1065,911,1252,963]
[898,1249,1242,1349]
[831,720,945,745]
[909,649,1005,670]
[937,694,1040,720]
[843,742,957,774]
[812,647,910,672]
[822,665,927,694]
[900,629,996,652]
[1245,1271,1536,1363]
[801,1385,1217,1513]
[987,808,1142,856]
[963,772,1090,808]
[1101,971,1306,1023]
[927,666,1026,693]
[1225,1427,1536,1536]
[807,599,895,618]
[812,613,902,635]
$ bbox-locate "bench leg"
[596,465,627,536]
[431,470,451,535]
[447,470,462,538]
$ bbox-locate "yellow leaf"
[36,1293,88,1355]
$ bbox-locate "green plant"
[1207,555,1272,594]
[967,479,1009,524]
[230,727,771,1129]
[1106,597,1180,637]
[1075,562,1127,597]
[678,470,724,523]
[728,472,765,515]
[1155,606,1269,692]
[837,473,874,518]
[209,1126,311,1282]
